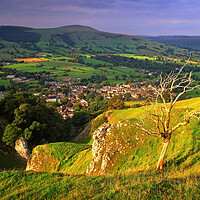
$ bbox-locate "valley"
[0,25,200,200]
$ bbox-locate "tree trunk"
[156,139,170,170]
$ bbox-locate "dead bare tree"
[137,56,200,170]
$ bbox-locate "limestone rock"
[86,123,115,175]
[86,121,134,175]
[26,146,57,171]
[86,124,110,175]
[15,137,30,162]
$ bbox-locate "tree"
[0,84,6,91]
[66,101,73,107]
[78,92,85,100]
[1,92,67,147]
[108,95,124,110]
[124,93,131,101]
[73,103,83,112]
[62,87,69,96]
[115,75,119,80]
[72,111,89,126]
[60,97,69,105]
[137,61,200,170]
[2,123,23,146]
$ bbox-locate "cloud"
[1,0,200,35]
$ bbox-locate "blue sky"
[1,0,200,35]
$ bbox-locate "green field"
[119,54,157,60]
[1,25,200,61]
[1,57,151,84]
[1,25,200,88]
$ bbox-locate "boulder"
[15,137,30,162]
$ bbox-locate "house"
[80,99,89,107]
[6,75,15,79]
[63,107,74,119]
[46,94,57,103]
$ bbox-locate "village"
[0,74,159,119]
[40,79,159,119]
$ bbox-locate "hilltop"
[0,25,197,60]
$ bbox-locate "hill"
[25,97,200,175]
[146,35,200,51]
[0,97,200,199]
[0,25,196,60]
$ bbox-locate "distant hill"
[145,35,200,51]
[0,25,194,59]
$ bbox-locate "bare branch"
[169,109,200,133]
[138,52,199,140]
[136,122,160,138]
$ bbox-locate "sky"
[1,0,200,36]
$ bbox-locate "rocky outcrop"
[86,124,111,175]
[26,145,57,171]
[86,122,133,175]
[26,142,92,174]
[15,137,30,162]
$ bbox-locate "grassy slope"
[147,36,200,51]
[1,25,199,60]
[26,142,92,175]
[109,97,200,123]
[24,97,200,176]
[106,97,200,173]
[0,97,199,199]
[0,170,199,199]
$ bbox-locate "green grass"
[84,57,113,65]
[108,97,200,124]
[119,54,157,60]
[2,25,200,61]
[103,97,200,174]
[2,58,152,84]
[0,170,199,199]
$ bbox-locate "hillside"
[0,170,199,199]
[26,97,200,175]
[146,35,200,51]
[0,25,197,60]
[0,97,199,199]
[26,142,92,174]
